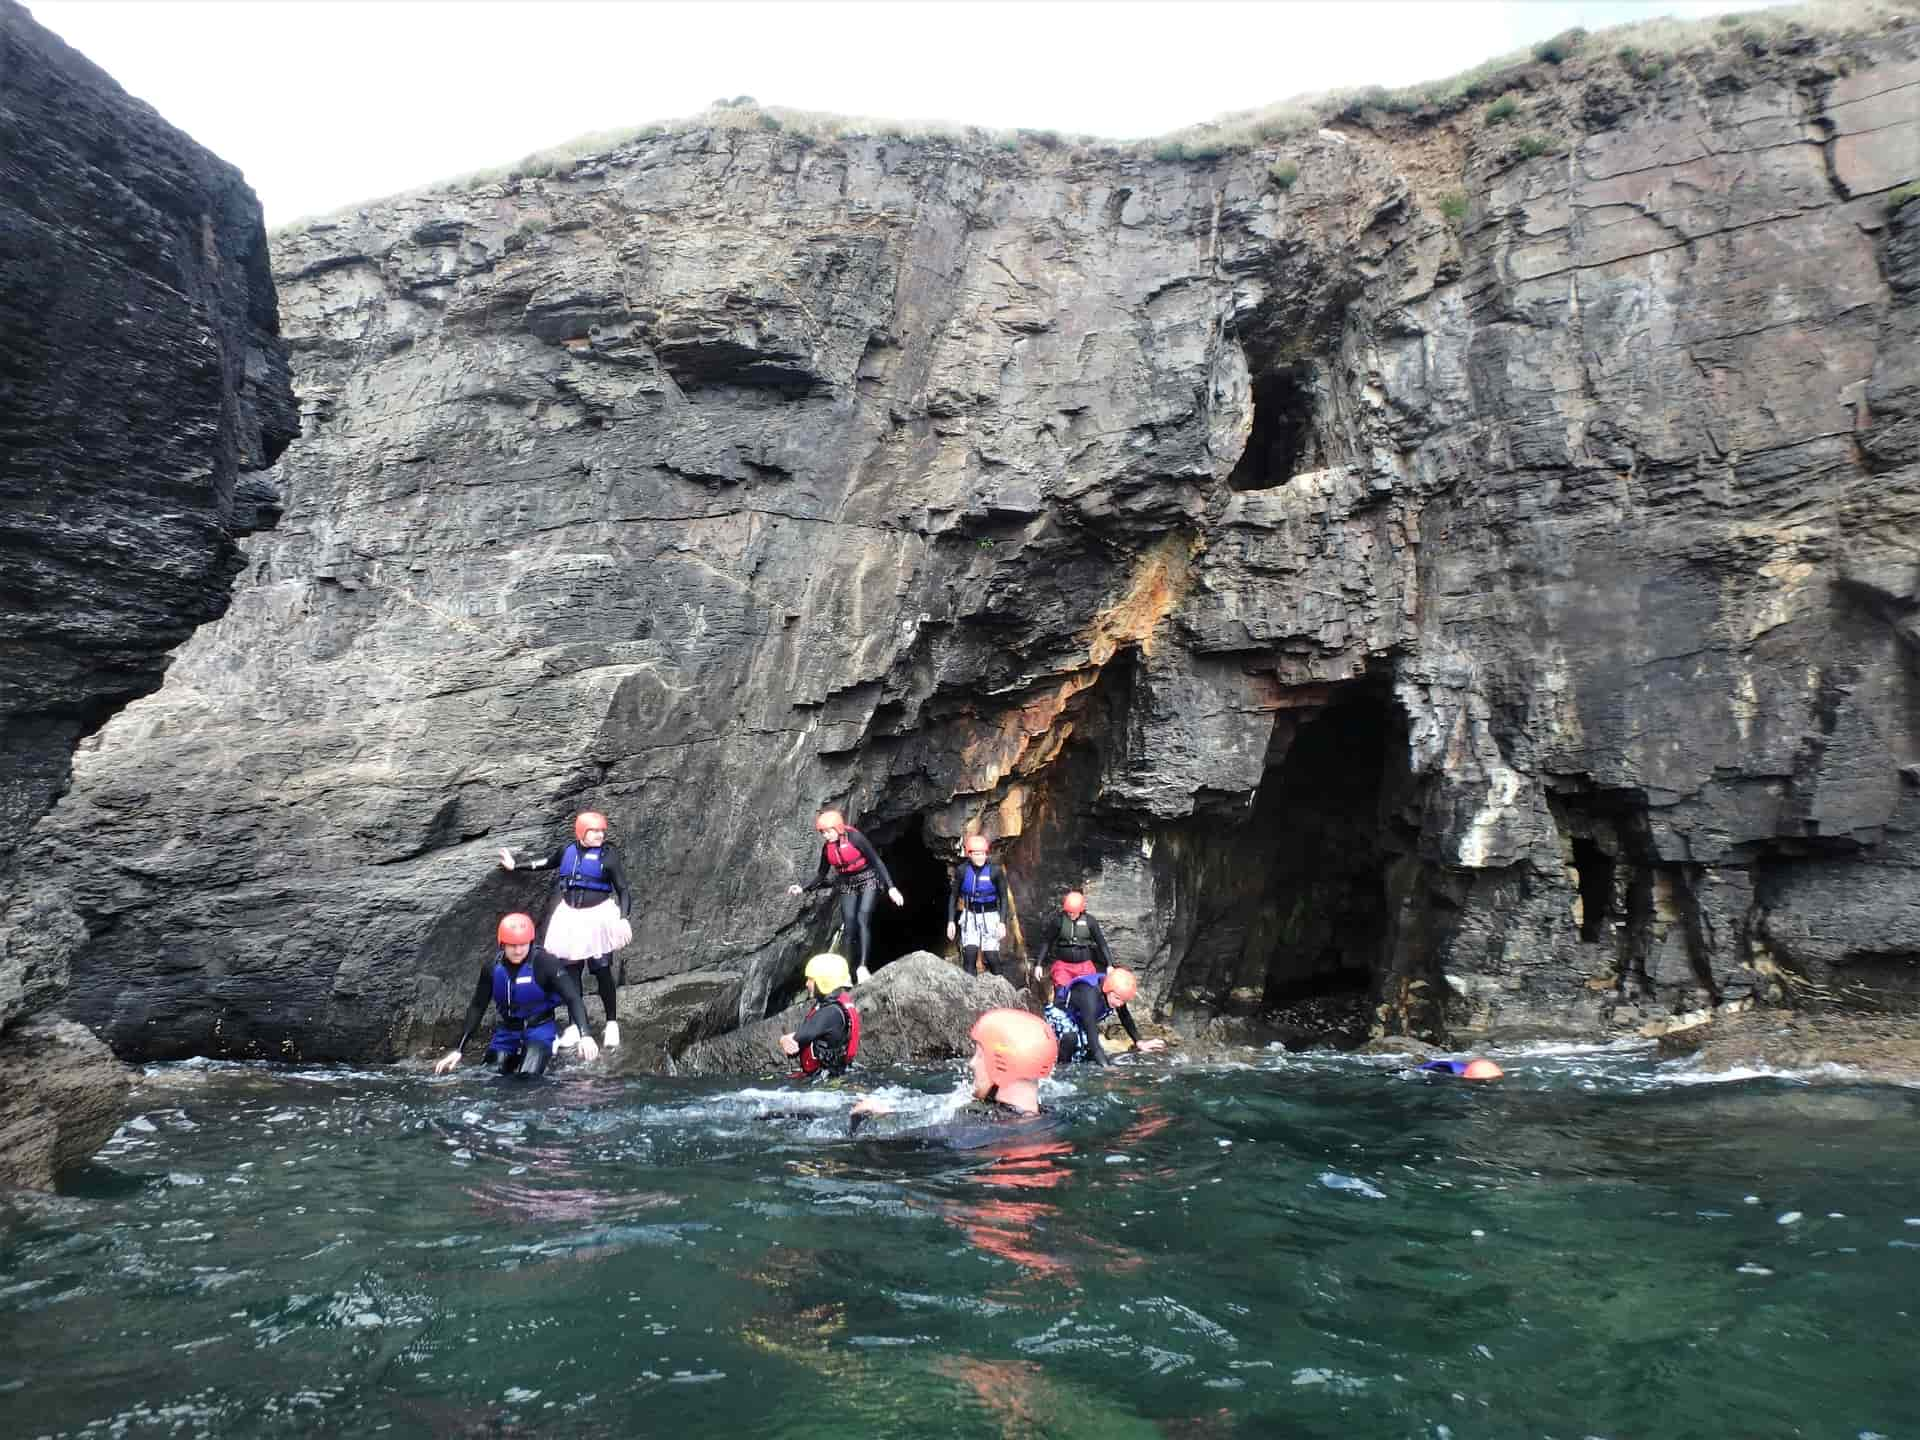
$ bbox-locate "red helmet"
[1462,1058,1505,1081]
[574,811,608,843]
[815,809,847,833]
[970,1009,1057,1085]
[497,913,537,946]
[964,834,991,858]
[1102,966,1138,1006]
[1062,891,1086,917]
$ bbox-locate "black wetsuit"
[1034,911,1115,986]
[790,988,855,1077]
[947,858,1018,984]
[850,1097,1055,1146]
[1054,978,1141,1067]
[452,944,591,1078]
[521,841,632,1020]
[801,828,894,977]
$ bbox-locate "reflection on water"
[2,1047,1918,1436]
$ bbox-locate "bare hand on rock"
[779,1033,800,1056]
[498,848,515,870]
[433,1050,462,1075]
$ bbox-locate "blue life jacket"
[492,956,563,1029]
[1420,1060,1469,1076]
[1043,1004,1088,1062]
[959,861,999,909]
[558,844,613,894]
[1058,970,1113,1019]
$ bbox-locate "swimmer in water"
[848,1008,1058,1141]
[1419,1057,1505,1081]
[1043,965,1165,1066]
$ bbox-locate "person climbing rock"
[498,810,631,1051]
[850,1008,1058,1139]
[434,913,599,1078]
[946,833,1015,984]
[1043,965,1165,1067]
[1032,890,1113,1000]
[779,952,862,1080]
[786,809,902,983]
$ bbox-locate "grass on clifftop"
[273,0,1907,232]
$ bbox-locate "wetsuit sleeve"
[790,1000,849,1049]
[802,845,832,894]
[994,864,1011,928]
[948,863,963,922]
[850,829,895,891]
[603,845,632,918]
[455,961,494,1051]
[1034,924,1053,971]
[1088,914,1116,971]
[523,846,567,872]
[534,950,592,1033]
[1113,1002,1142,1045]
[1068,982,1113,1066]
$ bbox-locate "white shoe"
[602,1021,621,1050]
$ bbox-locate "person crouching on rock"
[786,809,903,984]
[499,810,632,1051]
[1044,965,1165,1067]
[947,833,1015,984]
[850,1008,1057,1136]
[1033,890,1111,1001]
[779,952,862,1081]
[434,913,600,1078]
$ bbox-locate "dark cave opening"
[861,822,953,971]
[1227,366,1320,492]
[1571,835,1615,943]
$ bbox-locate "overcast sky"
[31,0,1770,223]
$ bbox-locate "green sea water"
[3,1046,1917,1438]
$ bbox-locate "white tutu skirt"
[958,909,1004,952]
[544,897,633,961]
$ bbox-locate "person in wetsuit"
[1032,890,1112,998]
[786,809,903,984]
[780,953,861,1080]
[849,1008,1058,1140]
[434,913,600,1077]
[1044,964,1164,1066]
[499,810,631,1050]
[946,833,1016,984]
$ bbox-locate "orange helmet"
[1062,891,1086,917]
[815,809,847,833]
[964,834,991,858]
[574,811,608,843]
[970,1009,1057,1086]
[1102,966,1138,1006]
[1462,1058,1505,1081]
[497,913,537,946]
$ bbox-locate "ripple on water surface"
[1,1050,1916,1436]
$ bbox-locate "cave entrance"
[859,821,952,972]
[1227,365,1321,492]
[1571,836,1615,943]
[1175,688,1404,1036]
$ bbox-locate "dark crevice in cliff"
[863,820,952,968]
[1227,365,1322,491]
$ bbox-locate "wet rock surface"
[21,23,1920,1065]
[0,0,295,1183]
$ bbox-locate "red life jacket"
[824,833,869,876]
[798,993,861,1076]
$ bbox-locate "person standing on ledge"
[434,913,600,1078]
[946,833,1015,984]
[787,809,902,984]
[1032,890,1112,1001]
[499,810,631,1051]
[779,952,862,1080]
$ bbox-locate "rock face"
[0,0,297,1182]
[27,23,1920,1062]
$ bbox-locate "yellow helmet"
[804,953,853,993]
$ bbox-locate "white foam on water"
[1319,1172,1387,1200]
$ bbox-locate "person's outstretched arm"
[1088,914,1116,971]
[435,961,497,1073]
